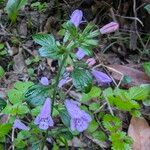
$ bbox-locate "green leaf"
[6,0,27,22]
[59,109,71,127]
[71,68,92,93]
[143,62,150,77]
[0,43,4,50]
[0,98,7,112]
[84,39,99,46]
[143,99,150,106]
[122,75,132,84]
[17,130,31,139]
[128,86,150,101]
[33,34,60,59]
[144,4,150,14]
[31,106,41,116]
[2,103,29,115]
[7,89,23,104]
[0,123,11,137]
[0,66,5,78]
[64,22,78,37]
[103,114,122,133]
[14,138,27,148]
[110,132,132,150]
[87,120,99,133]
[87,29,100,38]
[89,102,100,111]
[25,84,51,106]
[92,130,107,142]
[81,86,101,102]
[14,81,34,93]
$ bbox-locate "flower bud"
[100,22,119,34]
[86,58,96,67]
[70,9,83,27]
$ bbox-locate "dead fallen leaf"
[18,19,27,37]
[128,117,150,150]
[108,65,150,86]
[13,48,27,73]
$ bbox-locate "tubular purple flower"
[76,48,86,60]
[65,99,92,132]
[13,119,30,130]
[100,22,119,34]
[86,58,96,67]
[34,98,54,130]
[70,9,83,27]
[58,73,71,88]
[91,69,112,84]
[40,77,49,86]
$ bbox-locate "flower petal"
[70,9,83,27]
[13,119,30,130]
[76,48,86,60]
[40,98,51,118]
[100,22,119,34]
[91,69,112,84]
[40,77,49,86]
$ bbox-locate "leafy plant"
[6,0,27,22]
[31,2,48,12]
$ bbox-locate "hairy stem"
[40,54,68,150]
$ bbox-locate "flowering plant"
[1,9,149,150]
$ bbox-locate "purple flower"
[76,48,86,60]
[40,77,49,86]
[58,73,71,88]
[65,99,92,132]
[100,22,119,34]
[91,69,112,84]
[86,58,96,67]
[70,9,83,27]
[13,119,30,130]
[34,98,54,130]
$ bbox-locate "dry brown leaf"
[18,19,27,37]
[13,49,27,73]
[128,117,150,150]
[108,65,150,86]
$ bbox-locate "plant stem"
[40,54,68,150]
[51,53,68,114]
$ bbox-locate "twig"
[11,128,15,150]
[114,14,144,26]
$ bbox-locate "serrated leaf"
[0,98,7,112]
[0,123,11,137]
[7,89,23,104]
[2,103,29,115]
[81,86,101,102]
[87,120,99,133]
[110,132,132,150]
[6,0,27,22]
[103,114,122,133]
[129,86,150,101]
[33,34,60,59]
[89,102,100,111]
[71,68,92,93]
[25,84,51,106]
[92,130,107,142]
[14,81,34,93]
